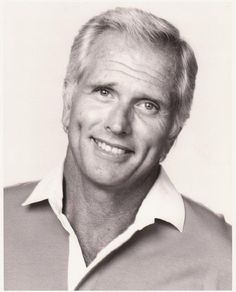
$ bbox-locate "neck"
[63,147,159,219]
[62,147,159,265]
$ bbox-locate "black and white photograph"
[3,1,232,290]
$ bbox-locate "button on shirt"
[22,162,185,290]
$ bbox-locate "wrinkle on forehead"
[107,60,166,81]
[105,68,163,88]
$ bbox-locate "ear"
[62,106,71,133]
[159,124,182,162]
[61,82,76,132]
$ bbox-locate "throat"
[75,216,132,266]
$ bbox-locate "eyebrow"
[86,82,117,90]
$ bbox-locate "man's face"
[67,32,176,189]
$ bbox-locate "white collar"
[22,161,185,232]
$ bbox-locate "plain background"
[3,1,232,224]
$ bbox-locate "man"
[4,7,231,290]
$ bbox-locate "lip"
[91,137,134,153]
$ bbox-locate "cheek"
[138,114,171,138]
[69,101,102,131]
[145,131,167,152]
[134,116,171,154]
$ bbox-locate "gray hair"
[62,7,198,157]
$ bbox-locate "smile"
[92,137,133,156]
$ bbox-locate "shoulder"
[4,181,41,232]
[4,182,68,290]
[183,195,231,242]
[4,181,38,198]
[174,195,232,289]
[4,181,38,193]
[182,195,231,277]
[4,181,63,247]
[4,181,38,209]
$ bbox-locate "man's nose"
[104,104,132,136]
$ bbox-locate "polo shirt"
[4,163,232,290]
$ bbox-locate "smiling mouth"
[92,137,133,155]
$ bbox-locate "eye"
[136,100,160,115]
[99,88,110,96]
[94,87,111,97]
[144,102,156,110]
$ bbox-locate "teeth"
[96,140,126,155]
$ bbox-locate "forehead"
[81,31,177,96]
[89,31,176,73]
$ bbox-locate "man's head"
[62,7,198,188]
